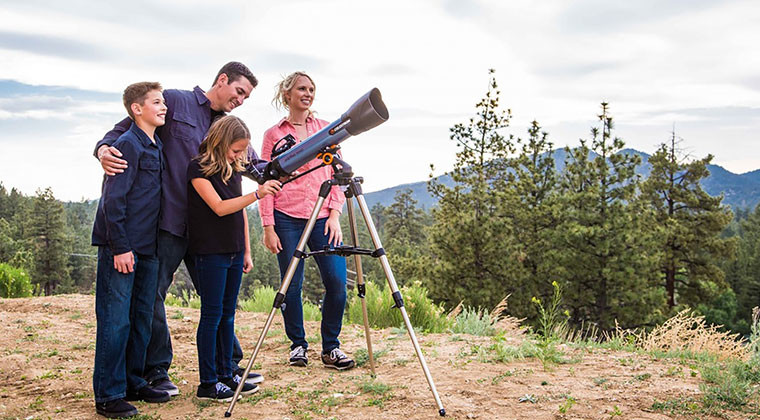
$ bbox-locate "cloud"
[0,30,111,61]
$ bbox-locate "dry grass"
[489,294,525,336]
[636,309,747,361]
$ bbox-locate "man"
[95,62,265,396]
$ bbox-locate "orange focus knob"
[322,153,334,165]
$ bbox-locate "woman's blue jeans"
[274,210,347,353]
[194,252,243,384]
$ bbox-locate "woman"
[259,71,354,370]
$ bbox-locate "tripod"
[226,155,446,417]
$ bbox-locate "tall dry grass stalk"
[489,294,525,336]
[637,309,747,361]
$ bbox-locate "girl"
[187,115,281,401]
[259,71,354,370]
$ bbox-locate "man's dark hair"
[123,81,162,119]
[213,62,258,88]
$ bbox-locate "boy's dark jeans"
[143,230,245,384]
[273,211,348,353]
[93,247,158,403]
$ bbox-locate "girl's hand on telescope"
[257,180,282,198]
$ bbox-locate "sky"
[0,0,758,201]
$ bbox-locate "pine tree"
[721,205,760,332]
[383,189,431,288]
[30,188,73,295]
[427,69,517,310]
[558,103,664,329]
[501,121,563,321]
[640,131,734,309]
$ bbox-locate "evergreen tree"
[427,69,517,310]
[558,103,664,329]
[64,200,98,292]
[382,189,431,288]
[501,121,563,321]
[722,205,760,332]
[640,131,734,309]
[29,188,73,295]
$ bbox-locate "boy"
[91,82,168,418]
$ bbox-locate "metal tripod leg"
[225,194,327,417]
[346,199,376,375]
[350,185,446,416]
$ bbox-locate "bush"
[239,285,321,321]
[451,307,496,336]
[346,280,450,333]
[0,263,32,298]
[165,289,201,309]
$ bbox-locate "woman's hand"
[243,253,253,273]
[325,210,342,246]
[263,225,282,254]
[257,180,282,198]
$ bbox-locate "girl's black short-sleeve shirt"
[186,158,245,255]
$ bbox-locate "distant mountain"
[363,149,760,211]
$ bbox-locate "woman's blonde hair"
[272,71,316,112]
[197,115,250,184]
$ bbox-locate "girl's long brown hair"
[197,115,250,184]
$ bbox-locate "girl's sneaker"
[221,375,259,396]
[196,382,238,402]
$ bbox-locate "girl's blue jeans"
[194,252,243,384]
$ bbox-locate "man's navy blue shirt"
[92,122,163,255]
[95,86,267,238]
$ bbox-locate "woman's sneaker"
[196,382,238,402]
[321,348,355,370]
[289,345,308,366]
[221,375,259,396]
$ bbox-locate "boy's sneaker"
[95,398,138,418]
[196,382,239,402]
[149,378,179,397]
[289,345,308,366]
[125,385,170,403]
[321,348,355,371]
[234,367,265,385]
[221,374,259,396]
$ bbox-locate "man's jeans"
[274,210,348,352]
[93,247,158,403]
[143,230,245,383]
[194,252,243,384]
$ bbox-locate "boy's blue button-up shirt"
[92,122,163,255]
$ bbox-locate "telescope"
[251,88,389,183]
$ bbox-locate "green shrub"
[451,307,496,336]
[239,285,321,321]
[0,263,32,298]
[346,280,450,333]
[165,289,200,309]
[239,286,277,313]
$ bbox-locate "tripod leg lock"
[391,291,404,308]
[371,248,386,258]
[293,249,307,259]
[273,292,287,310]
[357,283,366,298]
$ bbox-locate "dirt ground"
[0,294,746,419]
